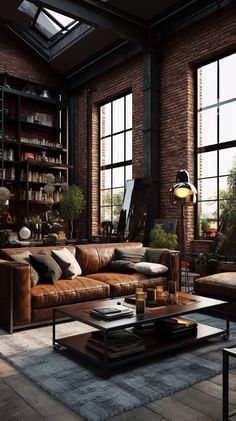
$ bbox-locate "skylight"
[18,1,79,42]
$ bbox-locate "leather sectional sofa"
[0,242,180,333]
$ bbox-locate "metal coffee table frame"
[52,293,228,376]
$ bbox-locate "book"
[90,305,134,320]
[86,337,145,359]
[155,317,197,338]
[91,329,143,346]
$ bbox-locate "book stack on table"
[89,305,134,320]
[86,329,145,359]
[155,317,198,338]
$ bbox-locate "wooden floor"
[0,357,236,421]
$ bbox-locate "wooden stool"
[223,346,236,420]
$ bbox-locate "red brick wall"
[73,55,144,235]
[0,27,60,87]
[72,3,236,242]
[159,3,236,251]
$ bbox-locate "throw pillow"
[115,247,146,263]
[146,248,168,263]
[135,262,168,275]
[30,251,62,284]
[11,251,39,287]
[109,260,136,274]
[51,247,82,279]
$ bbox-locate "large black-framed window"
[100,93,132,230]
[197,52,236,237]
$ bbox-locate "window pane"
[101,207,111,221]
[198,108,217,146]
[126,165,132,181]
[126,131,132,160]
[219,147,236,176]
[112,97,124,133]
[101,190,111,207]
[219,176,229,195]
[35,11,60,38]
[219,53,236,102]
[198,178,217,201]
[44,8,75,27]
[197,62,217,109]
[198,201,217,225]
[100,103,111,137]
[112,188,124,206]
[100,169,111,189]
[100,137,111,166]
[113,206,122,225]
[126,94,132,129]
[198,151,217,178]
[219,102,236,143]
[113,167,124,188]
[113,133,124,164]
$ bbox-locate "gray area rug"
[0,313,235,421]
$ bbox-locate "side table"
[223,346,236,420]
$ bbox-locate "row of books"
[86,329,145,359]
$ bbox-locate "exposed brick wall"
[159,3,236,252]
[0,26,60,87]
[72,56,144,235]
[71,3,236,242]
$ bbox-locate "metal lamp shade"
[170,170,197,205]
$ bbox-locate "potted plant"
[149,224,178,249]
[201,218,211,236]
[59,185,86,239]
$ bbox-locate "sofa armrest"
[0,260,31,333]
[159,250,180,289]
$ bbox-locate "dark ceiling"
[0,0,232,80]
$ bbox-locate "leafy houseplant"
[59,185,85,239]
[149,224,178,249]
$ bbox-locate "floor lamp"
[170,169,197,290]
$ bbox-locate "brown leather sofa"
[0,242,180,333]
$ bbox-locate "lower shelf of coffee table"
[54,323,225,370]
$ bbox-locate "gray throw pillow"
[135,262,168,275]
[30,251,62,284]
[115,247,146,263]
[109,260,136,274]
[11,251,39,287]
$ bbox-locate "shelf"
[20,121,62,133]
[21,159,70,170]
[20,142,66,152]
[4,87,65,108]
[0,76,68,227]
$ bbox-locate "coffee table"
[52,292,228,375]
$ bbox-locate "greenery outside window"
[197,52,236,242]
[100,93,132,231]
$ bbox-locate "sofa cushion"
[11,251,39,286]
[86,272,167,297]
[194,272,236,301]
[52,247,82,279]
[135,262,168,275]
[30,252,62,284]
[75,242,143,275]
[109,260,136,274]
[115,247,146,263]
[31,277,110,309]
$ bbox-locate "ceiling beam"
[33,0,149,45]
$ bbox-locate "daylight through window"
[100,93,132,231]
[197,52,236,238]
